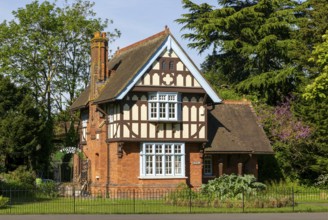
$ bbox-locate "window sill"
[148,120,182,123]
[203,175,215,178]
[138,176,187,180]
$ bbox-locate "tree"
[0,0,119,174]
[303,32,328,101]
[0,75,43,172]
[177,0,327,183]
[177,0,298,104]
[0,0,118,116]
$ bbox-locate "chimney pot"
[94,31,100,38]
[101,32,107,38]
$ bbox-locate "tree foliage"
[177,0,298,104]
[0,0,119,175]
[303,32,328,101]
[0,76,43,172]
[178,0,328,184]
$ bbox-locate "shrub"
[315,174,328,189]
[36,180,59,198]
[0,166,36,189]
[0,196,9,208]
[201,174,266,200]
[164,183,197,206]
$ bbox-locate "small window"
[169,61,174,70]
[148,92,181,121]
[203,155,212,176]
[161,61,166,70]
[81,113,88,142]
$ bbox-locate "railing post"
[9,188,12,214]
[73,186,76,214]
[242,189,245,213]
[292,187,295,212]
[189,187,192,214]
[133,189,136,214]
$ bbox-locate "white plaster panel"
[183,124,189,138]
[136,78,143,86]
[177,74,184,87]
[175,124,181,138]
[141,123,147,138]
[171,51,178,58]
[191,106,197,122]
[163,50,170,57]
[183,106,189,122]
[157,124,164,138]
[186,75,192,87]
[143,73,151,85]
[132,104,139,120]
[153,73,160,86]
[123,124,130,137]
[199,126,205,139]
[123,104,130,120]
[141,104,147,121]
[199,106,205,122]
[177,61,184,71]
[166,123,172,138]
[194,79,201,87]
[191,124,197,137]
[149,123,156,138]
[153,61,160,70]
[132,123,139,136]
[108,124,112,139]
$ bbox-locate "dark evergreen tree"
[0,75,43,172]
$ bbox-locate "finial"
[164,25,170,33]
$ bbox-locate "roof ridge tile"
[116,27,169,55]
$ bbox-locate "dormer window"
[148,92,181,121]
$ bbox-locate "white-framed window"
[81,113,88,142]
[140,143,185,178]
[203,155,212,176]
[148,92,181,121]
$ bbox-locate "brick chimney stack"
[90,31,108,101]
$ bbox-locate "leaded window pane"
[146,155,153,174]
[156,156,163,174]
[168,103,175,118]
[165,156,172,174]
[175,156,182,175]
[159,103,166,118]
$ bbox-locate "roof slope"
[70,87,90,110]
[206,101,273,154]
[95,31,168,104]
[70,28,221,110]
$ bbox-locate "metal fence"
[0,187,327,214]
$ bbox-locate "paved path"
[0,213,327,220]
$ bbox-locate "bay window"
[140,143,185,178]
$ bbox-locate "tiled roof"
[70,29,169,109]
[206,101,273,154]
[70,87,90,111]
[94,30,169,104]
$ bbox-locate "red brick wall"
[202,154,259,184]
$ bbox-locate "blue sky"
[1,0,209,68]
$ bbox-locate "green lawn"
[0,196,327,214]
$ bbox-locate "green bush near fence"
[165,175,280,209]
[0,196,9,208]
